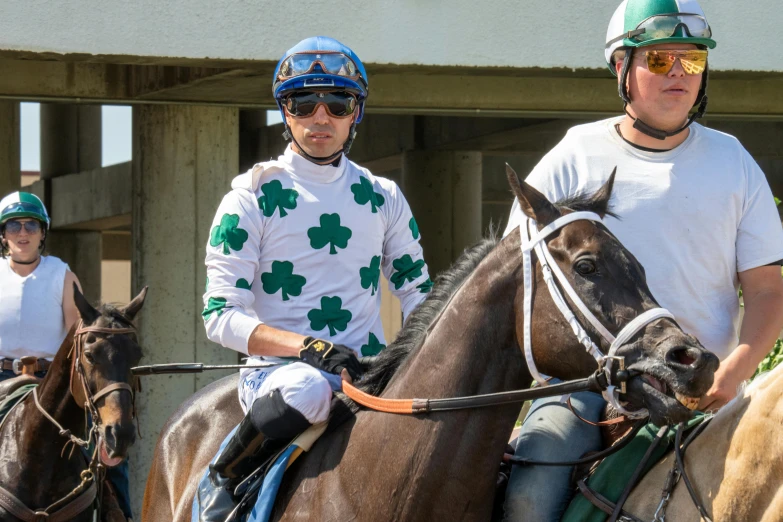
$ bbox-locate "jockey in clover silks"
[197,36,432,520]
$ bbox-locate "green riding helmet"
[0,192,51,229]
[605,0,717,73]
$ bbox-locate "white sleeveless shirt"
[0,255,69,360]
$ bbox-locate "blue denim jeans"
[502,380,606,522]
[0,368,133,519]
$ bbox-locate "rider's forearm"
[247,324,307,358]
[731,287,783,379]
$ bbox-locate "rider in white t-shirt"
[197,36,431,520]
[502,1,783,520]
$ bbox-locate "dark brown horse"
[0,285,147,522]
[143,169,719,522]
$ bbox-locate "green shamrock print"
[202,296,229,321]
[417,278,433,294]
[390,254,426,290]
[360,255,382,296]
[261,261,307,301]
[361,332,387,356]
[307,296,352,337]
[409,217,420,239]
[258,180,299,218]
[236,278,252,291]
[351,177,385,213]
[210,214,249,255]
[308,214,352,255]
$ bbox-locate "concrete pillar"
[39,103,103,300]
[131,104,238,515]
[402,150,482,276]
[0,101,20,196]
[40,104,102,178]
[46,232,103,305]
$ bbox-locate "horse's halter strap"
[519,212,674,419]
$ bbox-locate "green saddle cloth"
[0,384,38,424]
[562,413,707,522]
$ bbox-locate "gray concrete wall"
[46,231,102,305]
[131,104,239,516]
[0,100,20,196]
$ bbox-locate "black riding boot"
[197,389,311,522]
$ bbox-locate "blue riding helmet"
[273,36,369,125]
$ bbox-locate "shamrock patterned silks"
[361,332,386,356]
[390,254,426,290]
[409,217,419,240]
[236,278,252,290]
[416,278,433,294]
[202,296,229,321]
[308,214,352,255]
[360,255,381,296]
[258,180,299,218]
[351,177,385,213]
[308,296,352,336]
[261,261,307,301]
[210,214,249,255]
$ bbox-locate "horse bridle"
[519,211,674,419]
[0,320,141,522]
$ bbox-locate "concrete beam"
[3,56,783,118]
[49,162,132,230]
[40,104,102,179]
[46,231,102,305]
[0,101,20,196]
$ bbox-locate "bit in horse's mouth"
[641,374,699,410]
[99,438,125,468]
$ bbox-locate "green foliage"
[351,177,385,213]
[308,296,353,336]
[754,339,783,379]
[359,256,382,295]
[202,296,229,321]
[390,254,426,290]
[361,332,387,356]
[261,261,306,301]
[308,213,352,255]
[258,180,299,218]
[210,214,249,255]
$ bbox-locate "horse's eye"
[84,351,95,364]
[575,259,596,275]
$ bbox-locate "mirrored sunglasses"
[643,49,708,75]
[283,91,358,118]
[4,220,42,234]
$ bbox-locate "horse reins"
[0,320,139,522]
[342,212,673,420]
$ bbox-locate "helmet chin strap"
[618,50,709,141]
[282,124,358,165]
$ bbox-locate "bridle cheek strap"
[520,214,674,420]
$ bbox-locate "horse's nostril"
[667,347,697,366]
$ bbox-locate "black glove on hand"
[299,337,363,381]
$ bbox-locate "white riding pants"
[237,361,341,425]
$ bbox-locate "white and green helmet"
[605,0,717,73]
[0,192,50,229]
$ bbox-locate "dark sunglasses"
[283,91,358,118]
[4,220,42,234]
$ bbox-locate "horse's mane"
[356,232,499,399]
[556,192,619,219]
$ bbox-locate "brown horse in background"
[0,286,147,522]
[143,169,718,521]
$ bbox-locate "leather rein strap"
[0,321,139,522]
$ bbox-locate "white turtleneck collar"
[281,145,346,184]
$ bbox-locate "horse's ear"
[585,167,616,218]
[73,283,99,324]
[506,164,560,226]
[120,286,148,321]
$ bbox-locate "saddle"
[0,374,42,403]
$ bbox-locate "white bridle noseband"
[520,211,674,419]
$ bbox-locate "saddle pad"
[0,383,37,425]
[561,414,706,522]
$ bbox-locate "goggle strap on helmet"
[618,52,633,104]
[625,95,708,140]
